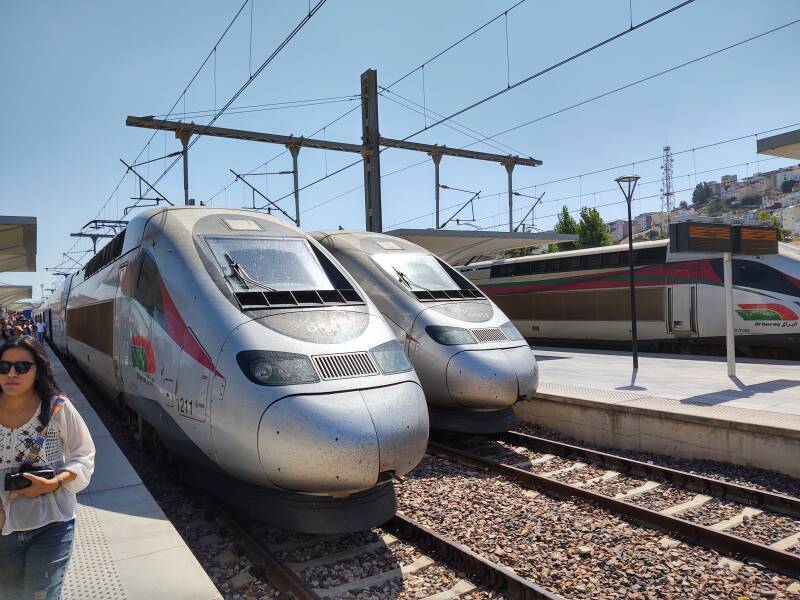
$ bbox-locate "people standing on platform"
[35,320,46,344]
[0,335,95,600]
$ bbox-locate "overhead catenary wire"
[298,2,794,220]
[469,16,800,148]
[397,0,697,143]
[207,0,532,206]
[147,0,329,189]
[468,156,785,229]
[383,118,798,231]
[153,95,361,120]
[49,0,252,277]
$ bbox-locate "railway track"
[428,431,800,579]
[211,497,562,599]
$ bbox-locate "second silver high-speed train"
[312,230,539,433]
[42,208,429,533]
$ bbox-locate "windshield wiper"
[392,267,433,292]
[225,252,276,292]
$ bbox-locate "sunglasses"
[0,361,36,375]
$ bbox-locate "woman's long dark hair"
[0,335,62,427]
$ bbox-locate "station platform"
[45,348,222,600]
[516,348,800,477]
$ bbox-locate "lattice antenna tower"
[660,144,674,219]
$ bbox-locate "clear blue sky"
[1,0,798,301]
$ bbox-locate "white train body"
[459,240,800,357]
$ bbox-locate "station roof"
[757,128,800,160]
[386,228,578,266]
[0,285,33,307]
[0,216,37,272]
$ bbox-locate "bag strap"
[24,396,66,464]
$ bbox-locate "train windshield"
[206,237,335,291]
[373,253,461,291]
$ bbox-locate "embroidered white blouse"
[0,397,95,535]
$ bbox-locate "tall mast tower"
[660,145,674,220]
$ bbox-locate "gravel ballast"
[397,454,800,598]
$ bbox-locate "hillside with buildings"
[608,163,800,244]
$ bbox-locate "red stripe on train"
[159,279,223,378]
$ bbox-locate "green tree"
[577,207,612,248]
[757,210,785,241]
[548,206,579,252]
[679,200,688,209]
[692,182,713,207]
[739,194,762,208]
[705,197,725,216]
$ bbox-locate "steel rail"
[385,514,564,600]
[428,441,800,579]
[498,431,800,519]
[209,498,319,600]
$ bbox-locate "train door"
[113,260,132,394]
[174,328,213,454]
[667,268,697,335]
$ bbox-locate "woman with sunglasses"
[0,336,95,599]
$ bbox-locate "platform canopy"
[0,216,37,272]
[0,285,33,308]
[386,228,578,266]
[757,128,800,160]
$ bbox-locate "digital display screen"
[669,222,732,253]
[733,225,779,255]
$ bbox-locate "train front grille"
[471,328,508,343]
[312,352,380,380]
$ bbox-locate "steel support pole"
[288,144,301,227]
[432,153,442,228]
[177,131,191,206]
[626,196,639,370]
[504,162,515,232]
[723,251,736,377]
[361,69,382,232]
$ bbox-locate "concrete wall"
[515,394,800,478]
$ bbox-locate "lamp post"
[615,175,641,370]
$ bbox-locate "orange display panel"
[733,225,779,255]
[669,222,732,253]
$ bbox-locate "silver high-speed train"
[312,231,539,433]
[41,208,429,533]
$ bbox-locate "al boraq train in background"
[459,237,800,358]
[40,207,430,534]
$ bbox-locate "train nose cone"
[503,345,539,398]
[446,346,539,408]
[257,382,428,493]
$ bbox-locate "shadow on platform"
[680,378,800,406]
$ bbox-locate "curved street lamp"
[615,175,641,370]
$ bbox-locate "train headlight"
[425,326,476,346]
[500,321,525,341]
[370,339,413,374]
[237,351,319,386]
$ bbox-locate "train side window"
[513,261,533,276]
[561,257,580,271]
[134,253,163,316]
[603,252,620,266]
[581,254,602,268]
[490,263,516,278]
[546,259,560,272]
[732,260,799,296]
[533,261,547,274]
[635,246,667,265]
